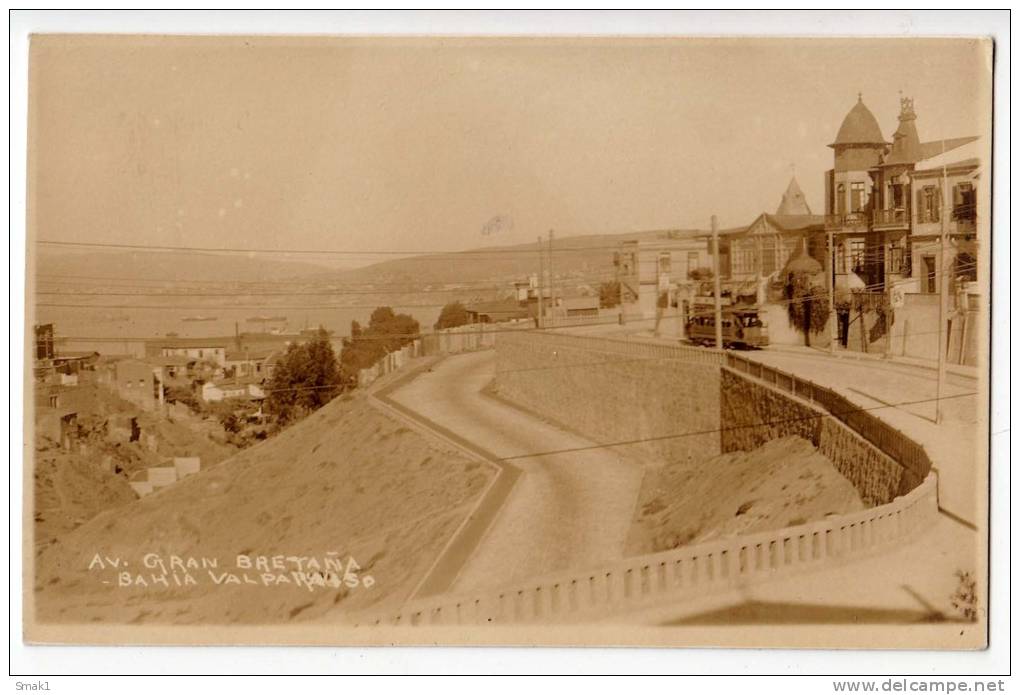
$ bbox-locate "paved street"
[388,350,645,595]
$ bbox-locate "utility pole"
[935,142,949,424]
[548,229,556,325]
[827,227,836,354]
[711,215,723,350]
[537,235,545,328]
[883,241,892,358]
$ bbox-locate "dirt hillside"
[626,436,865,555]
[32,379,238,555]
[32,450,138,555]
[33,390,494,625]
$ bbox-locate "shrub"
[435,302,471,330]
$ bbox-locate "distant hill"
[32,227,731,290]
[33,248,340,284]
[316,228,722,288]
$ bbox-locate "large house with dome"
[607,92,983,363]
[824,94,981,299]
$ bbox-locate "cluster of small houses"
[32,329,333,499]
[104,339,280,414]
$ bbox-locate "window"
[850,182,866,213]
[921,186,940,223]
[889,243,905,274]
[953,182,976,222]
[761,237,777,275]
[922,255,937,293]
[835,243,847,273]
[849,239,866,274]
[955,251,977,283]
[891,183,904,209]
[687,251,699,275]
[658,251,672,274]
[732,244,756,274]
[836,184,846,215]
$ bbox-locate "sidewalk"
[625,327,979,381]
[623,512,984,648]
[768,343,979,381]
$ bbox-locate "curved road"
[389,350,644,595]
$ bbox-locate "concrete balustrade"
[374,472,937,626]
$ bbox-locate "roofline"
[827,140,890,149]
[911,160,981,177]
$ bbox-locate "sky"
[28,36,991,266]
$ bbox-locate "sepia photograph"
[10,10,1009,680]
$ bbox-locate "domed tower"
[825,94,888,222]
[824,95,889,288]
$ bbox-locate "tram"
[686,306,769,349]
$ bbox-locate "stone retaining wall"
[495,332,925,506]
[494,333,720,464]
[720,368,906,506]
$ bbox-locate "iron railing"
[824,212,869,230]
[872,208,909,227]
[724,353,933,481]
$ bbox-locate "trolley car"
[686,307,769,349]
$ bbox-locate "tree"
[784,271,831,347]
[205,399,245,433]
[370,306,396,326]
[340,306,421,384]
[435,301,471,330]
[599,281,622,309]
[164,385,201,412]
[266,328,342,424]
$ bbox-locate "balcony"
[824,212,869,231]
[872,208,910,230]
[952,203,977,237]
[954,218,977,237]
